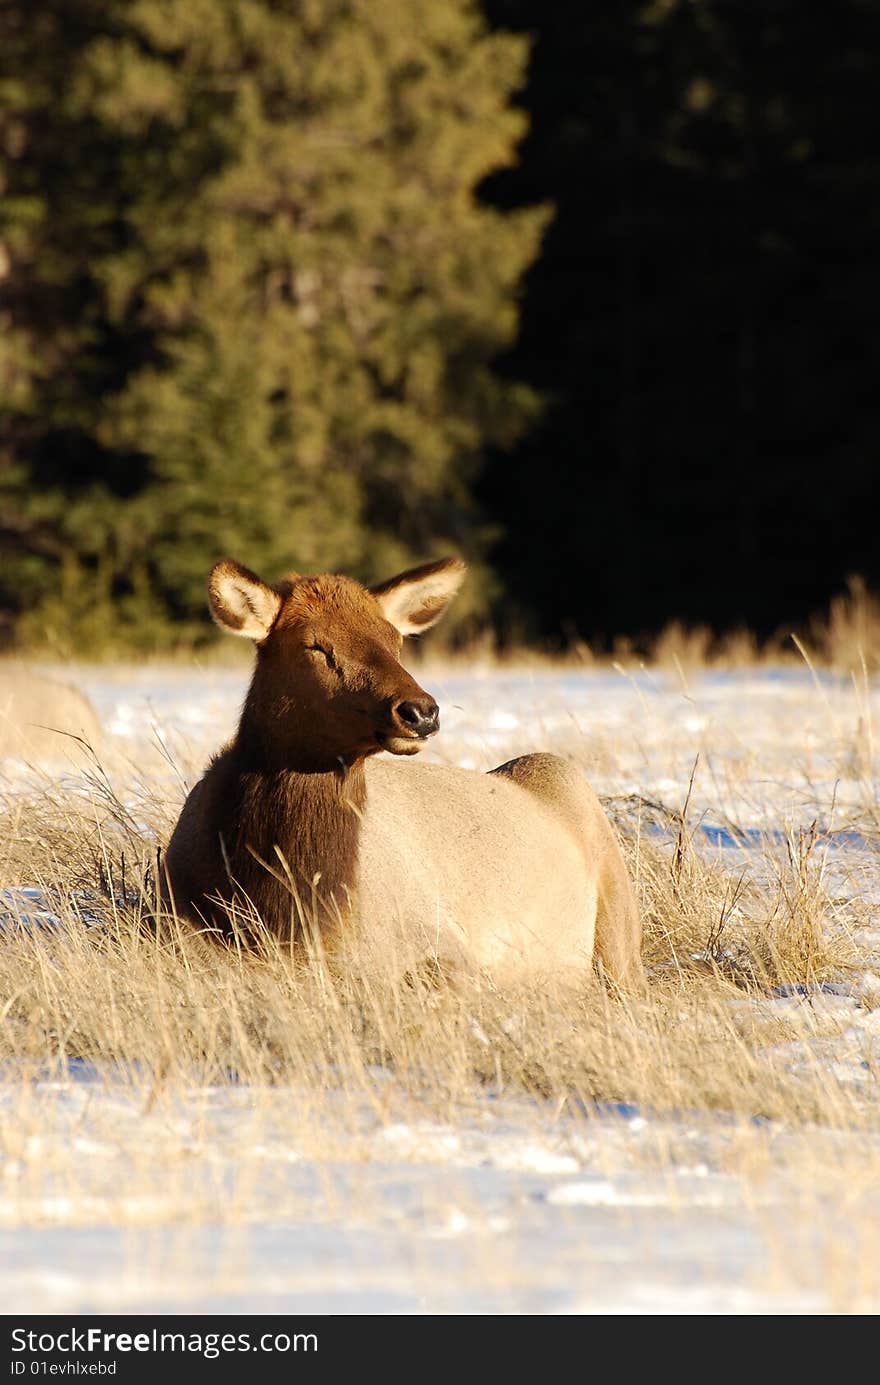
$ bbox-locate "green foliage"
[1,0,545,651]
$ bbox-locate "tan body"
[163,556,642,989]
[356,755,640,985]
[0,666,101,761]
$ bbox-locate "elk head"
[208,556,466,772]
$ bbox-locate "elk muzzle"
[395,698,439,738]
[378,693,440,755]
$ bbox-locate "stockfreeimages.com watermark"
[11,1327,317,1371]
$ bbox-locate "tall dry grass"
[622,575,880,676]
[0,741,873,1133]
[2,669,879,1312]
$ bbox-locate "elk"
[0,666,102,763]
[162,557,642,988]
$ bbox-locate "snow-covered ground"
[1,662,879,1314]
[4,1063,874,1315]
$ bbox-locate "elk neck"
[229,699,368,916]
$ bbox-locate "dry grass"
[809,575,880,674]
[11,575,880,678]
[612,575,880,676]
[1,663,879,1311]
[0,746,873,1133]
[415,572,880,676]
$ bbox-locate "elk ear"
[370,557,466,636]
[208,559,282,641]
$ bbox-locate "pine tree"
[0,1,144,644]
[1,0,545,650]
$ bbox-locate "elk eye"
[306,642,338,670]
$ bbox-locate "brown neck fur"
[216,743,366,940]
[236,686,339,775]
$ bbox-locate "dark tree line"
[481,0,880,643]
[1,1,877,651]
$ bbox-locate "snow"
[2,1060,877,1315]
[1,662,879,1314]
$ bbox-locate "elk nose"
[395,698,440,738]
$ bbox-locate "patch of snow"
[3,663,880,1311]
